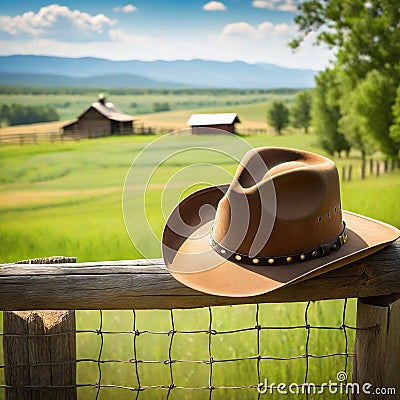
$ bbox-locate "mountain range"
[0,55,317,89]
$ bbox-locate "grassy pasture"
[0,133,398,399]
[0,89,296,126]
[0,99,288,135]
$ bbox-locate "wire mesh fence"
[0,298,374,399]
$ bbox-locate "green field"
[0,88,297,123]
[0,133,398,399]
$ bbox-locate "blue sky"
[0,1,333,69]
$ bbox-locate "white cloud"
[221,22,258,38]
[252,0,297,12]
[203,1,227,11]
[221,21,295,39]
[277,1,297,12]
[0,28,333,70]
[252,1,275,10]
[0,4,116,39]
[114,4,137,13]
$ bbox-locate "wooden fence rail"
[0,242,399,310]
[1,242,399,399]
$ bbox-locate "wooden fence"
[341,159,399,181]
[0,243,399,399]
[0,126,171,145]
[0,126,278,145]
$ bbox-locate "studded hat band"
[209,222,347,267]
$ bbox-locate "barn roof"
[187,113,240,126]
[91,101,135,122]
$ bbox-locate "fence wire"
[0,300,377,399]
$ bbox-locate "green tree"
[338,88,375,163]
[267,101,289,135]
[290,0,400,82]
[291,90,312,133]
[351,70,399,159]
[153,102,171,112]
[389,86,400,145]
[4,104,59,126]
[312,69,350,157]
[291,0,400,159]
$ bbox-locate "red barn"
[62,94,135,137]
[187,113,240,134]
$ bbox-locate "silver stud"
[252,258,260,264]
[312,251,318,257]
[300,254,306,261]
[286,257,292,263]
[268,258,274,265]
[235,254,242,261]
[333,244,337,249]
[220,249,226,254]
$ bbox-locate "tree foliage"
[0,104,59,126]
[351,70,399,158]
[312,70,350,157]
[291,90,312,133]
[267,101,289,135]
[291,0,400,159]
[389,86,400,145]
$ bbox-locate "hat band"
[209,222,347,266]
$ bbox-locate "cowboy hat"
[162,147,399,297]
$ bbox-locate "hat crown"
[212,147,343,258]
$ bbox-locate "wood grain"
[0,243,399,310]
[353,297,400,399]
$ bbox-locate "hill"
[0,55,317,89]
[0,73,185,88]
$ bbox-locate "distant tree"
[4,104,59,126]
[153,102,171,112]
[351,70,399,159]
[291,90,312,133]
[389,86,400,146]
[267,101,289,135]
[312,69,350,157]
[290,0,400,84]
[338,81,375,162]
[0,104,9,127]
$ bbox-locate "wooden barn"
[187,113,240,134]
[62,94,135,137]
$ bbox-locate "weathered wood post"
[353,295,400,399]
[348,164,353,181]
[342,166,346,182]
[361,162,366,180]
[384,160,388,173]
[3,257,77,400]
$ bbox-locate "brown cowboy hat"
[162,147,399,297]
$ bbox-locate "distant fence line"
[1,129,399,181]
[341,159,399,182]
[0,125,173,145]
[0,125,276,145]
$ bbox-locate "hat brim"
[162,185,400,297]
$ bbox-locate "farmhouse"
[187,113,240,134]
[62,94,135,137]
